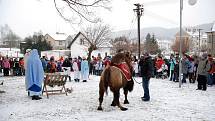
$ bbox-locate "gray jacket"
[181,59,189,74]
[197,59,210,76]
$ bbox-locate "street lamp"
[209,29,214,56]
[198,28,203,55]
[188,0,197,5]
[179,0,197,88]
[211,27,214,56]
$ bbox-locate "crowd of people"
[1,50,215,100]
[1,52,215,87]
[0,56,25,76]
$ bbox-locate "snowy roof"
[67,32,91,48]
[186,31,199,36]
[202,34,207,39]
[212,22,215,31]
[47,33,68,41]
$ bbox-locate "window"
[80,38,84,45]
[59,41,62,45]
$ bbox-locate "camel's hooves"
[121,107,128,111]
[97,107,103,111]
[124,100,129,104]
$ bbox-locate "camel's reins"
[132,77,142,84]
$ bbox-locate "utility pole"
[134,3,144,59]
[211,27,214,56]
[179,0,183,88]
[179,0,198,88]
[197,28,203,55]
[212,32,214,56]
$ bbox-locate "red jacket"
[156,59,164,70]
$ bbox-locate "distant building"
[157,39,173,55]
[44,33,73,50]
[206,22,215,56]
[201,34,208,51]
[0,37,21,48]
[186,29,208,53]
[0,48,23,57]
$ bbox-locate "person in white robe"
[72,58,80,82]
[24,49,31,95]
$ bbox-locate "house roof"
[46,33,68,41]
[67,32,91,48]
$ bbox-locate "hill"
[112,23,214,40]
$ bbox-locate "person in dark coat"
[62,58,72,81]
[173,60,179,82]
[139,53,153,101]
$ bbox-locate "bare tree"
[171,39,190,53]
[110,36,131,54]
[54,0,111,24]
[80,23,111,60]
[0,24,21,48]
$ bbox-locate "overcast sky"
[0,0,215,38]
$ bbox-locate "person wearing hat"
[139,52,153,101]
[196,53,211,91]
[62,57,72,81]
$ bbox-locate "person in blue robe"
[26,49,44,100]
[81,57,89,82]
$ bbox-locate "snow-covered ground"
[0,75,215,121]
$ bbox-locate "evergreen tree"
[144,33,151,53]
[144,33,160,55]
[22,33,52,55]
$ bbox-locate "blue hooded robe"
[81,59,89,80]
[26,49,44,92]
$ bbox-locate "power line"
[144,9,178,26]
[127,12,137,39]
[144,0,178,7]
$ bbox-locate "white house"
[157,39,173,55]
[67,32,111,59]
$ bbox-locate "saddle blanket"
[112,62,131,81]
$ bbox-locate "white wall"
[70,43,88,58]
[41,50,66,60]
[0,48,23,57]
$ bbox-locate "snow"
[0,75,215,121]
